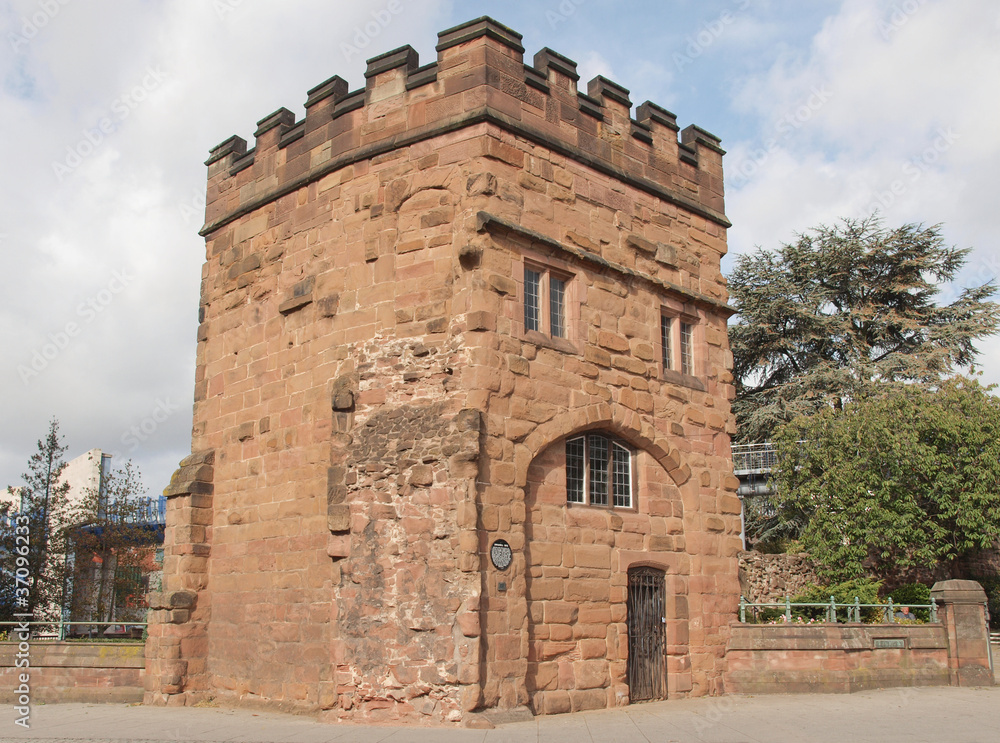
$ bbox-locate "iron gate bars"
[628,566,666,702]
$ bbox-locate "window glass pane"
[565,437,585,503]
[612,442,631,508]
[524,267,541,332]
[588,434,609,506]
[661,315,672,370]
[680,322,694,375]
[550,276,566,338]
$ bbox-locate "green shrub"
[792,578,883,622]
[882,582,931,621]
[969,574,1000,630]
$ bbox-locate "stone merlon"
[200,16,727,237]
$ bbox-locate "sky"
[1,0,998,497]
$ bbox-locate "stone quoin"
[144,16,740,725]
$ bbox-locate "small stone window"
[565,433,633,508]
[661,313,697,376]
[524,263,569,339]
[680,321,695,375]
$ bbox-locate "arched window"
[565,432,633,508]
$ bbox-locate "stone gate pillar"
[144,449,215,705]
[930,579,993,687]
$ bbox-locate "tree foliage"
[68,460,161,623]
[771,378,1000,581]
[2,419,73,621]
[729,216,1000,442]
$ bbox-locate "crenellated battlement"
[200,16,727,236]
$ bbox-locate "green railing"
[739,595,938,624]
[0,620,148,642]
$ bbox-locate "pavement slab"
[1,686,998,743]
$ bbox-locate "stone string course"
[146,16,741,725]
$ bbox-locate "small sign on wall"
[490,539,512,571]
[873,638,906,649]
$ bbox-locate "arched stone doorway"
[521,425,689,714]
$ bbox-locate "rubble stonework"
[738,550,820,604]
[145,17,740,723]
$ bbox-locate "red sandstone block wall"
[0,642,144,704]
[726,624,952,694]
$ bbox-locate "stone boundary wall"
[738,550,819,603]
[725,580,993,694]
[0,642,144,704]
[727,623,950,694]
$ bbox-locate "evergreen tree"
[729,216,1000,442]
[6,418,73,621]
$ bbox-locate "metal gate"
[627,566,666,702]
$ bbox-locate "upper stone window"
[524,263,569,339]
[661,313,697,377]
[565,432,633,509]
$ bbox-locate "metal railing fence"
[0,620,147,642]
[731,443,778,473]
[739,595,938,624]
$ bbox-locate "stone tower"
[145,17,741,725]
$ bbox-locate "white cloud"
[1,0,997,494]
[726,0,1000,384]
[0,0,445,492]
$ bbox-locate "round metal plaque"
[490,539,513,571]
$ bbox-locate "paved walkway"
[1,686,998,743]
